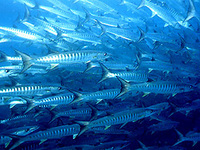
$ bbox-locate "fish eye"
[5,70,10,73]
[189,85,193,89]
[58,87,62,90]
[104,53,107,56]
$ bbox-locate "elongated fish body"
[138,0,179,27]
[72,89,120,104]
[46,0,70,12]
[15,0,36,8]
[105,27,140,41]
[0,85,63,97]
[56,108,92,118]
[62,32,101,45]
[28,51,108,64]
[87,108,154,128]
[99,62,147,83]
[0,26,44,41]
[17,50,110,73]
[0,65,48,75]
[148,121,179,133]
[138,60,174,72]
[35,94,74,106]
[174,130,200,146]
[39,6,78,21]
[128,82,192,94]
[101,70,148,83]
[89,126,130,135]
[86,61,136,71]
[0,114,35,124]
[10,124,80,150]
[25,93,75,113]
[74,0,118,15]
[117,77,193,97]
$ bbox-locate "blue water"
[0,0,199,150]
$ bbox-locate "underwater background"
[0,0,199,149]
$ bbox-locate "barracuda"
[0,114,35,124]
[50,107,92,123]
[85,61,136,72]
[25,93,75,113]
[0,26,49,43]
[38,5,78,21]
[98,62,148,83]
[62,32,102,45]
[16,50,109,72]
[9,124,80,150]
[0,85,63,97]
[137,0,182,27]
[74,0,118,15]
[116,77,193,98]
[77,108,155,136]
[173,130,200,146]
[71,88,120,104]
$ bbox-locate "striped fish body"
[138,60,174,72]
[58,107,92,118]
[83,89,120,102]
[35,94,74,106]
[128,82,192,94]
[72,89,120,104]
[62,32,101,44]
[112,71,148,82]
[10,124,80,150]
[88,108,154,128]
[0,114,34,124]
[33,51,109,65]
[138,0,178,27]
[99,63,147,83]
[0,85,62,97]
[25,124,80,140]
[0,26,42,41]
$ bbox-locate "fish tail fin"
[137,26,145,42]
[48,110,59,124]
[86,103,99,121]
[24,98,36,114]
[137,0,146,9]
[135,51,141,70]
[15,50,33,73]
[69,90,83,104]
[137,140,147,149]
[95,19,106,37]
[75,121,90,136]
[22,4,31,22]
[116,76,130,98]
[0,51,7,62]
[185,0,200,22]
[84,62,97,73]
[80,7,91,26]
[32,0,40,9]
[6,135,24,150]
[173,129,185,146]
[98,62,111,83]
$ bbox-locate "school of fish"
[0,0,199,149]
